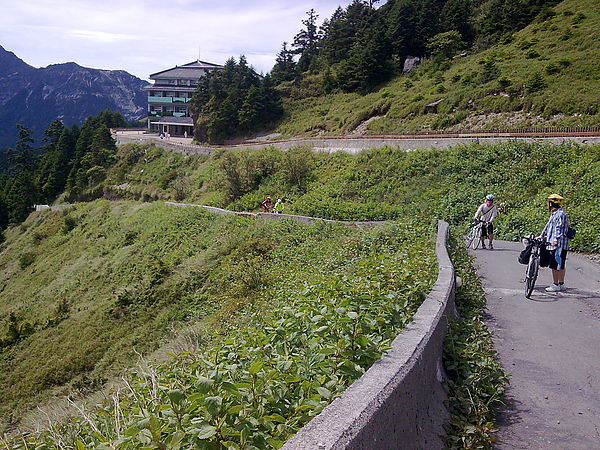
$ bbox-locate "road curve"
[470,240,600,449]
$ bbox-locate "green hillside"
[2,133,599,446]
[5,137,600,447]
[0,200,437,437]
[274,0,600,138]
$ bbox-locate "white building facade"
[144,60,223,137]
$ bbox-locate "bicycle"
[522,235,546,298]
[465,219,485,250]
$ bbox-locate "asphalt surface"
[470,240,600,449]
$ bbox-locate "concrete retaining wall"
[166,202,456,448]
[281,220,455,450]
[224,135,600,154]
[116,131,600,157]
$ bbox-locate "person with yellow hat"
[540,194,569,292]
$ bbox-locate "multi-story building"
[144,60,223,137]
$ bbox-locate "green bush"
[18,251,35,269]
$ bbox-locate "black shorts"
[548,247,567,270]
[481,223,494,237]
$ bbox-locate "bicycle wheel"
[471,225,481,250]
[525,255,539,298]
[465,226,477,248]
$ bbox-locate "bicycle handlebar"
[522,235,546,245]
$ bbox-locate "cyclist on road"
[273,198,285,214]
[473,194,498,249]
[260,196,272,212]
[540,194,569,292]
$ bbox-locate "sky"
[1,0,351,82]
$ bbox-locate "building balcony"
[147,96,191,104]
[149,111,189,118]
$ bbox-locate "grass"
[0,202,244,425]
[271,0,600,138]
[99,140,600,252]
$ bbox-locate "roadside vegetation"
[1,205,437,447]
[2,136,599,447]
[102,140,599,252]
[444,232,509,448]
[0,0,599,446]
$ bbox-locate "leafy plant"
[2,219,437,448]
[443,231,509,449]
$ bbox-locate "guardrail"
[166,201,456,449]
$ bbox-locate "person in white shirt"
[473,194,498,249]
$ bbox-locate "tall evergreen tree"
[36,120,67,201]
[6,125,37,175]
[293,9,322,73]
[270,42,297,84]
[5,172,37,223]
[0,174,9,230]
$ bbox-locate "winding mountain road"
[113,129,600,156]
[470,240,600,449]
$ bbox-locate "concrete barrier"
[166,202,456,448]
[281,220,455,450]
[164,202,386,228]
[116,130,600,157]
[224,135,600,153]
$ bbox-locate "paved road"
[470,240,600,449]
[113,130,600,155]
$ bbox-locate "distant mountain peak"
[0,45,35,77]
[0,46,148,150]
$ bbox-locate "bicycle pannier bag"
[539,246,551,267]
[518,243,533,265]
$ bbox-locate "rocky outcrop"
[402,55,420,73]
[0,45,148,151]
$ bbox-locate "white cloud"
[0,0,348,80]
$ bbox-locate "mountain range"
[0,45,148,151]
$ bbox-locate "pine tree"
[7,125,37,175]
[270,42,297,84]
[293,9,322,73]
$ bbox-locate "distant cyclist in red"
[260,196,272,212]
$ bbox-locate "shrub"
[19,251,36,269]
[525,73,547,93]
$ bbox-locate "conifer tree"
[293,9,321,73]
[270,42,297,84]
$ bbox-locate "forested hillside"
[0,109,128,230]
[191,0,599,142]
